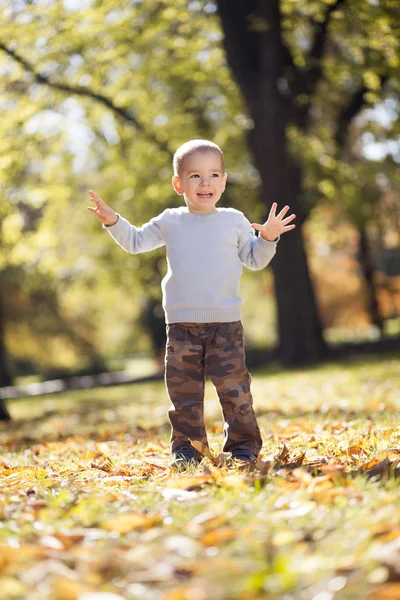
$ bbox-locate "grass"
[1,354,399,600]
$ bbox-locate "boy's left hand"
[251,203,296,242]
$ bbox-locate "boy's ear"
[222,172,228,190]
[172,175,184,195]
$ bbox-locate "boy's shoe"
[231,449,257,463]
[171,445,202,470]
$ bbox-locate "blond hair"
[173,139,224,176]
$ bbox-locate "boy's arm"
[88,190,165,254]
[104,213,165,254]
[238,217,279,271]
[238,203,296,270]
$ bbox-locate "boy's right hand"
[87,190,119,226]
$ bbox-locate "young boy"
[88,139,296,468]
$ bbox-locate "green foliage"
[0,0,262,373]
[0,0,399,373]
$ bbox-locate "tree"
[0,0,398,397]
[0,0,252,406]
[216,0,399,363]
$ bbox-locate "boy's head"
[172,139,227,213]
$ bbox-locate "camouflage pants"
[165,321,263,457]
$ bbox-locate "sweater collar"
[184,208,218,219]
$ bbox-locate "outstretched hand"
[87,190,119,226]
[251,203,296,241]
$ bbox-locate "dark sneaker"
[171,445,202,470]
[231,449,257,462]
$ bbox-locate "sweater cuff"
[259,234,280,246]
[103,214,120,230]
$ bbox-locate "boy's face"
[172,150,227,213]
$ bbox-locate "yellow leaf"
[163,589,187,600]
[95,442,111,456]
[191,511,228,530]
[291,468,313,484]
[200,527,236,547]
[53,533,85,550]
[53,576,92,600]
[166,475,214,490]
[188,440,215,460]
[102,513,161,534]
[308,476,335,493]
[0,577,27,596]
[221,474,247,489]
[366,583,400,600]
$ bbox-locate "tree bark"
[0,292,12,420]
[217,0,328,364]
[357,226,384,333]
[248,121,327,364]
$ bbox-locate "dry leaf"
[200,527,236,547]
[102,513,161,534]
[165,475,214,491]
[366,583,400,599]
[53,576,92,600]
[255,459,272,475]
[79,593,128,600]
[191,511,228,530]
[221,474,247,489]
[52,533,85,550]
[188,440,215,461]
[277,444,290,463]
[291,468,313,484]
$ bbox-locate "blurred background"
[0,0,399,393]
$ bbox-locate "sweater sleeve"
[238,215,278,270]
[103,211,166,254]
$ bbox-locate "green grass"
[1,354,399,600]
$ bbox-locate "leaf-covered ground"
[1,355,399,600]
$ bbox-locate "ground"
[0,354,399,600]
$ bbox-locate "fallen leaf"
[191,511,228,530]
[188,440,215,461]
[102,513,161,534]
[277,444,290,464]
[53,533,85,550]
[53,576,92,600]
[79,593,128,600]
[165,475,214,491]
[290,468,313,484]
[221,474,247,489]
[200,527,236,547]
[255,459,272,475]
[162,488,198,501]
[366,583,400,599]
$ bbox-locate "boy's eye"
[190,174,200,178]
[212,173,219,177]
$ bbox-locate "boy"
[88,139,296,469]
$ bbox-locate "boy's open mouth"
[197,193,213,198]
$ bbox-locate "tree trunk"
[249,122,328,364]
[216,0,328,364]
[358,226,383,333]
[270,223,327,364]
[0,292,12,420]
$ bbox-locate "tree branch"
[216,0,261,102]
[0,43,173,157]
[335,76,388,149]
[309,0,346,66]
[292,0,346,104]
[216,0,297,111]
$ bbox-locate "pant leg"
[165,323,209,453]
[205,321,262,456]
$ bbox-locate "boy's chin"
[185,199,219,213]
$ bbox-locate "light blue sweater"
[105,206,278,323]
